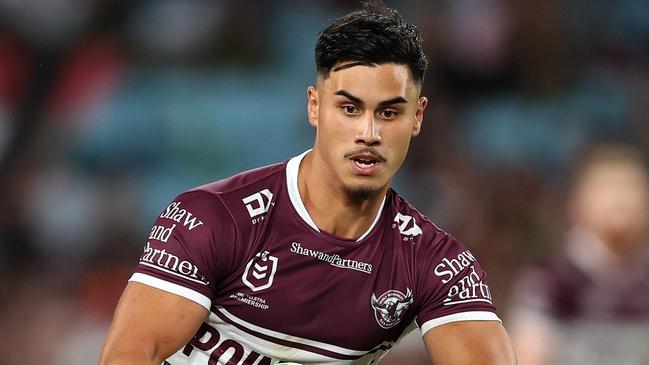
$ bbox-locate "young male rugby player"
[100,2,516,364]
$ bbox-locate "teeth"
[355,160,375,168]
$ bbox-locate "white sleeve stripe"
[129,273,212,310]
[443,298,494,306]
[419,311,501,336]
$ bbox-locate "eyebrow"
[335,90,364,107]
[378,96,408,109]
[334,90,408,109]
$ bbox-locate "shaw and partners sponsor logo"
[242,251,278,292]
[159,201,205,231]
[183,323,272,365]
[393,213,422,241]
[371,288,414,329]
[290,242,373,274]
[139,242,209,285]
[434,250,492,306]
[243,189,274,224]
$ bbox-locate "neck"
[298,151,387,240]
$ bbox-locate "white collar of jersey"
[286,150,386,242]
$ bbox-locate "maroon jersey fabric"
[130,151,500,365]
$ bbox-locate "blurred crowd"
[0,1,648,364]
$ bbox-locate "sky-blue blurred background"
[0,1,648,364]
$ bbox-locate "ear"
[307,86,319,127]
[412,96,428,137]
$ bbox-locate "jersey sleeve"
[416,234,501,335]
[129,189,238,311]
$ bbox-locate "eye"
[342,105,359,115]
[379,109,398,120]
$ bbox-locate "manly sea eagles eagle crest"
[371,288,414,329]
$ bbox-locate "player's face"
[307,62,427,200]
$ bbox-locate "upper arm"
[414,234,515,363]
[100,191,239,364]
[423,320,517,365]
[99,282,208,365]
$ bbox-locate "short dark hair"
[314,0,428,84]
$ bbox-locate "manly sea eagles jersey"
[130,150,500,365]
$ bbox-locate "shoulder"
[388,190,450,248]
[175,161,286,221]
[389,190,484,284]
[192,161,286,196]
[154,161,286,238]
[390,192,500,331]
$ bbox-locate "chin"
[341,183,383,204]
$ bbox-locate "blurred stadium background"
[0,1,648,364]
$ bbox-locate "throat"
[312,201,383,240]
[298,154,385,240]
[304,186,386,240]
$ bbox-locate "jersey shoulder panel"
[193,161,286,226]
[130,189,238,309]
[192,161,286,196]
[389,191,500,334]
[192,159,290,265]
[389,190,449,246]
[130,161,288,311]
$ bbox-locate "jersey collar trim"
[286,150,385,242]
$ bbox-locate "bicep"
[423,320,517,365]
[100,282,208,365]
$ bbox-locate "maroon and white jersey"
[130,151,500,365]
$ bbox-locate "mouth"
[352,156,379,169]
[354,159,376,168]
[345,150,386,175]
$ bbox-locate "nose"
[355,115,381,146]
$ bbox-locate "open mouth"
[353,157,379,169]
[346,150,385,174]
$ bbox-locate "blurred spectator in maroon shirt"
[508,144,649,365]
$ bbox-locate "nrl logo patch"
[371,288,414,329]
[242,251,278,292]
